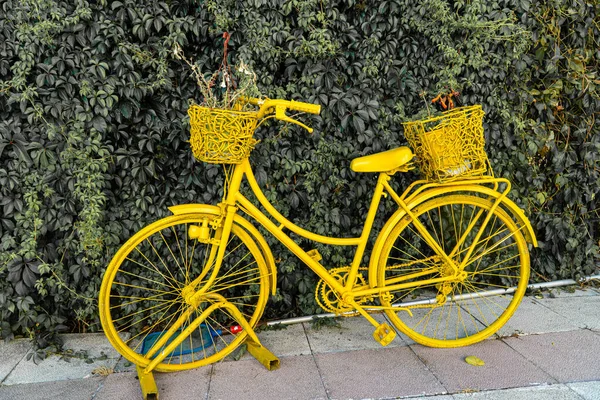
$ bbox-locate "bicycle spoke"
[379,195,529,347]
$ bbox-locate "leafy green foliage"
[0,0,598,341]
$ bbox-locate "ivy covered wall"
[0,0,598,340]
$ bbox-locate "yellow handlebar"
[241,97,321,133]
[287,100,321,115]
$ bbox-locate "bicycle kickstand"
[137,366,159,400]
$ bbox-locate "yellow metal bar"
[235,193,348,296]
[186,204,238,298]
[381,180,456,269]
[143,293,266,375]
[143,303,223,373]
[394,182,536,246]
[399,176,504,205]
[167,203,278,296]
[344,173,389,290]
[351,274,454,299]
[246,340,280,371]
[242,160,360,246]
[136,366,159,400]
[143,309,192,360]
[457,186,510,270]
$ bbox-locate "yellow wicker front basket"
[402,105,491,182]
[188,104,258,164]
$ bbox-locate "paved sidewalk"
[1,287,599,400]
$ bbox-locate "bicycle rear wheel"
[377,195,530,347]
[99,213,270,372]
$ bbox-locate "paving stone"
[305,314,409,354]
[534,287,600,299]
[60,333,124,359]
[504,330,600,382]
[236,323,311,362]
[92,371,142,400]
[384,303,488,346]
[112,356,136,373]
[3,333,123,385]
[315,346,446,399]
[0,376,103,400]
[494,297,579,337]
[452,384,584,400]
[209,355,327,400]
[0,339,31,383]
[94,369,211,400]
[412,339,555,393]
[534,296,600,331]
[568,381,600,400]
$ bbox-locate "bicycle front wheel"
[99,213,270,372]
[377,195,530,347]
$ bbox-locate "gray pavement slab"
[0,376,103,400]
[94,368,212,400]
[60,333,124,359]
[534,288,600,299]
[209,355,327,400]
[504,330,600,383]
[0,339,31,383]
[386,305,488,346]
[315,346,446,399]
[237,323,311,362]
[452,384,584,400]
[3,333,123,385]
[411,339,555,393]
[92,371,143,400]
[568,381,600,400]
[494,297,579,337]
[534,296,600,331]
[304,314,408,354]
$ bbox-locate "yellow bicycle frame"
[178,158,534,315]
[175,98,538,320]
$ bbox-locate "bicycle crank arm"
[345,298,398,346]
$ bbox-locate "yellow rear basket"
[188,105,258,164]
[402,105,491,182]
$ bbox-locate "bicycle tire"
[99,213,270,371]
[377,194,530,347]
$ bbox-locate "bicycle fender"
[168,204,277,295]
[368,186,537,286]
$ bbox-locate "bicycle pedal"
[373,323,396,346]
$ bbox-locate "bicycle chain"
[385,255,441,271]
[315,256,453,315]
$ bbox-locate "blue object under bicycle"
[140,323,217,358]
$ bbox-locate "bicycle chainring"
[315,266,369,316]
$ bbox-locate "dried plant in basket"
[174,33,262,164]
[173,32,260,110]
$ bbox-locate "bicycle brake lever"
[275,106,313,133]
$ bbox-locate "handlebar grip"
[288,100,321,115]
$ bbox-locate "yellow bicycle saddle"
[350,146,414,173]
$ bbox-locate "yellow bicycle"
[99,97,536,395]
